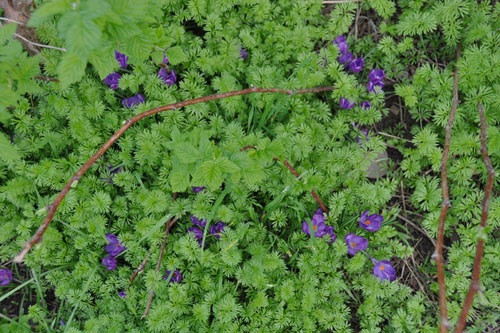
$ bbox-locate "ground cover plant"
[0,0,499,332]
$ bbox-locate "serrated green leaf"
[57,52,87,88]
[217,157,240,174]
[89,45,117,79]
[122,29,154,63]
[29,0,73,27]
[174,142,201,164]
[192,160,224,190]
[169,167,190,192]
[0,23,17,44]
[0,133,21,163]
[165,46,188,65]
[58,12,102,57]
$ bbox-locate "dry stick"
[13,86,334,263]
[281,159,329,214]
[454,104,496,332]
[143,216,179,317]
[435,45,461,332]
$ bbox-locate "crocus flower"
[349,57,364,73]
[115,51,128,68]
[192,186,205,193]
[118,291,127,298]
[190,215,207,228]
[359,210,383,232]
[122,93,145,108]
[367,80,384,93]
[102,256,117,270]
[0,268,12,286]
[338,51,353,65]
[105,233,126,257]
[103,72,121,90]
[188,227,203,246]
[209,221,226,239]
[333,35,348,54]
[324,225,337,244]
[158,68,177,86]
[339,97,355,110]
[240,48,248,60]
[164,269,182,283]
[345,233,368,255]
[359,101,371,110]
[302,209,326,237]
[372,259,397,282]
[368,69,385,84]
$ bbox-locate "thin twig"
[13,86,334,263]
[454,104,495,332]
[13,33,67,51]
[129,256,149,285]
[143,216,178,317]
[435,46,462,332]
[280,159,329,214]
[0,17,23,24]
[397,214,436,248]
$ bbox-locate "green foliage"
[1,0,499,332]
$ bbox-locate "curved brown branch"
[13,86,334,263]
[454,104,496,332]
[435,45,461,332]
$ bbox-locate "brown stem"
[13,86,333,263]
[143,216,178,317]
[281,159,329,214]
[454,104,495,332]
[435,45,461,332]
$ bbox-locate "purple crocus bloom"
[367,80,384,93]
[102,256,117,270]
[115,51,128,68]
[339,97,355,109]
[192,186,205,193]
[209,221,226,239]
[333,35,348,54]
[359,101,371,110]
[190,215,207,228]
[372,259,397,282]
[118,291,126,298]
[158,68,177,86]
[162,55,169,64]
[188,227,203,246]
[369,69,385,84]
[338,51,353,65]
[122,93,145,108]
[164,269,182,283]
[345,233,368,255]
[105,233,126,257]
[349,57,364,73]
[103,72,121,90]
[324,225,337,244]
[240,48,248,60]
[359,210,383,232]
[302,209,326,237]
[0,268,12,286]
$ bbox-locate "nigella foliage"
[0,0,499,332]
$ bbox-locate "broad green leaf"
[174,142,202,164]
[0,23,17,44]
[29,0,73,27]
[57,52,87,88]
[0,133,21,163]
[217,157,240,174]
[165,46,188,65]
[58,12,102,57]
[169,167,190,192]
[89,45,117,79]
[192,160,224,190]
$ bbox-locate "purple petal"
[158,68,177,86]
[209,221,226,239]
[103,72,121,90]
[349,57,364,73]
[190,215,207,228]
[359,211,383,232]
[345,233,368,255]
[102,256,117,270]
[164,269,182,283]
[372,259,397,282]
[122,93,145,108]
[240,48,248,60]
[338,51,353,65]
[0,268,12,286]
[339,97,355,110]
[115,51,128,68]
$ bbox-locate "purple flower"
[209,221,226,239]
[162,55,169,64]
[339,97,355,110]
[302,209,326,237]
[359,101,371,110]
[372,259,397,282]
[345,233,368,255]
[333,35,348,54]
[359,210,383,232]
[158,68,177,86]
[192,186,205,193]
[102,256,117,270]
[367,80,384,93]
[105,233,126,257]
[190,215,207,228]
[369,69,385,84]
[122,93,145,108]
[118,291,127,298]
[338,51,353,65]
[103,72,121,90]
[188,227,203,246]
[164,269,182,283]
[0,268,12,286]
[349,57,364,73]
[115,51,128,68]
[324,225,337,244]
[240,48,248,60]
